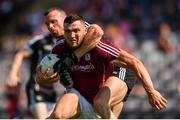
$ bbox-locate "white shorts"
[29,102,56,115]
[65,88,101,119]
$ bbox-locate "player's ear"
[84,27,88,35]
[85,28,88,34]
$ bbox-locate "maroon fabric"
[52,39,120,103]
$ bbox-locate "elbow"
[131,58,143,69]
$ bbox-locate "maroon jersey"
[52,39,120,103]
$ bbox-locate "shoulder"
[52,39,66,54]
[28,33,50,45]
[53,39,65,48]
[96,39,120,58]
[24,33,47,51]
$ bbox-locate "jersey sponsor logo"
[71,63,95,72]
[84,53,91,61]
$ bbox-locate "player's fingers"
[36,65,41,72]
[89,24,104,38]
[49,72,59,79]
[88,26,96,34]
[45,67,50,74]
[35,72,41,81]
[91,24,104,36]
[36,66,45,79]
[50,76,60,83]
[36,65,43,75]
[155,99,167,110]
[48,77,58,83]
[44,67,51,76]
[162,97,168,104]
[160,99,168,108]
[150,100,159,109]
[157,102,164,110]
[154,104,161,110]
[47,75,59,84]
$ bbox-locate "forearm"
[73,48,85,60]
[134,60,168,110]
[9,52,25,75]
[74,24,103,59]
[115,49,155,94]
[114,49,168,110]
[132,59,155,94]
[74,39,100,60]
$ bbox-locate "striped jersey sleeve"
[96,40,120,61]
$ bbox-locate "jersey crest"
[84,53,91,61]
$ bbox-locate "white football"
[39,54,60,76]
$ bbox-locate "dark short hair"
[64,14,84,25]
[44,7,66,16]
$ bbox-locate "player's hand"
[35,65,60,84]
[147,89,168,110]
[6,73,21,87]
[74,24,103,59]
[83,24,103,48]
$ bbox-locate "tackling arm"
[113,49,168,110]
[74,24,104,60]
[113,49,154,93]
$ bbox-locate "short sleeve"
[96,40,120,62]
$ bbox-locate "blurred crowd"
[0,0,179,118]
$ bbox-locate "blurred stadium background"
[0,0,179,118]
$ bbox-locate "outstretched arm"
[6,50,31,87]
[113,49,168,110]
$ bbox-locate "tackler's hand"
[74,24,104,59]
[83,24,103,48]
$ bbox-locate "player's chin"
[69,44,79,49]
[51,31,59,37]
